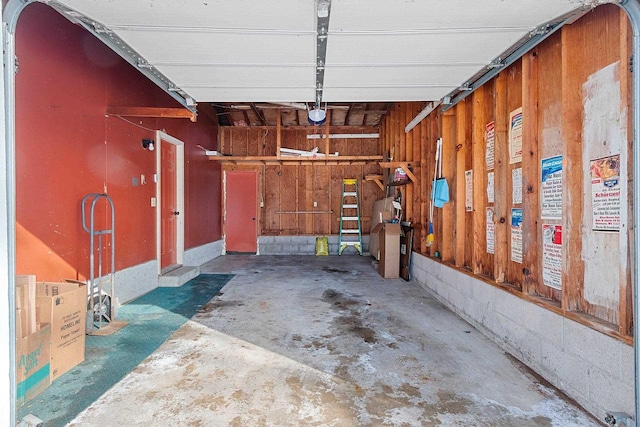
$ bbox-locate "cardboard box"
[372,222,401,278]
[16,324,51,407]
[369,197,395,259]
[16,275,37,338]
[36,281,87,381]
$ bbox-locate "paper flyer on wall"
[509,107,523,164]
[542,224,562,290]
[485,121,495,170]
[465,170,473,211]
[512,167,522,204]
[541,155,563,219]
[486,207,495,254]
[510,208,523,263]
[487,172,494,203]
[590,154,621,231]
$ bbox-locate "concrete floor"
[68,255,600,426]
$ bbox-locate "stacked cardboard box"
[15,275,51,407]
[15,276,87,406]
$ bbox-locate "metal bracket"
[604,412,634,427]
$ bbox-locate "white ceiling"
[52,0,589,104]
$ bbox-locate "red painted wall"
[15,3,221,281]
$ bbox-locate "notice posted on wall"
[486,121,495,170]
[487,172,495,204]
[509,107,523,164]
[465,170,473,211]
[512,167,523,204]
[542,224,562,290]
[511,208,523,263]
[486,207,495,254]
[541,155,563,219]
[590,154,621,231]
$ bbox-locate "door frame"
[155,131,185,273]
[224,168,259,253]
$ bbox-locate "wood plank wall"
[380,5,634,341]
[219,127,383,235]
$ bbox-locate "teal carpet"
[17,273,234,427]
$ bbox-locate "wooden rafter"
[250,103,267,126]
[343,103,354,126]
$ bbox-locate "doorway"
[225,170,258,253]
[156,131,185,272]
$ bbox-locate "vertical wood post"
[522,50,541,295]
[494,74,509,283]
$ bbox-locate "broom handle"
[438,138,443,178]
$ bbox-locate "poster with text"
[512,167,523,204]
[465,170,473,211]
[541,156,563,219]
[487,172,495,203]
[511,208,523,263]
[509,107,523,164]
[486,121,495,170]
[542,224,562,290]
[590,154,621,231]
[486,207,495,254]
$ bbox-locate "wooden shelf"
[388,180,411,187]
[379,161,418,184]
[365,174,384,190]
[107,106,197,122]
[209,155,383,165]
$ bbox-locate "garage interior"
[3,0,640,426]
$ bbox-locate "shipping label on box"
[37,282,87,381]
[16,324,51,407]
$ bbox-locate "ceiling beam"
[250,103,267,126]
[106,106,196,122]
[343,103,354,126]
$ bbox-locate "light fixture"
[308,108,327,125]
[142,139,155,151]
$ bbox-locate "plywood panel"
[455,101,467,267]
[536,32,563,302]
[298,165,313,235]
[441,112,456,261]
[263,166,281,234]
[471,86,491,277]
[505,62,523,289]
[314,166,331,235]
[280,165,299,233]
[493,74,509,284]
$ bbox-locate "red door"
[226,170,258,253]
[161,142,178,268]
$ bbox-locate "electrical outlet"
[151,197,157,207]
[314,201,318,207]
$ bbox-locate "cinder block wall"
[258,235,370,256]
[410,252,634,422]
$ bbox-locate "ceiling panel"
[157,65,314,87]
[52,0,586,106]
[324,64,482,87]
[325,31,527,64]
[322,87,457,103]
[55,0,315,30]
[115,30,316,64]
[186,88,316,103]
[330,0,583,31]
